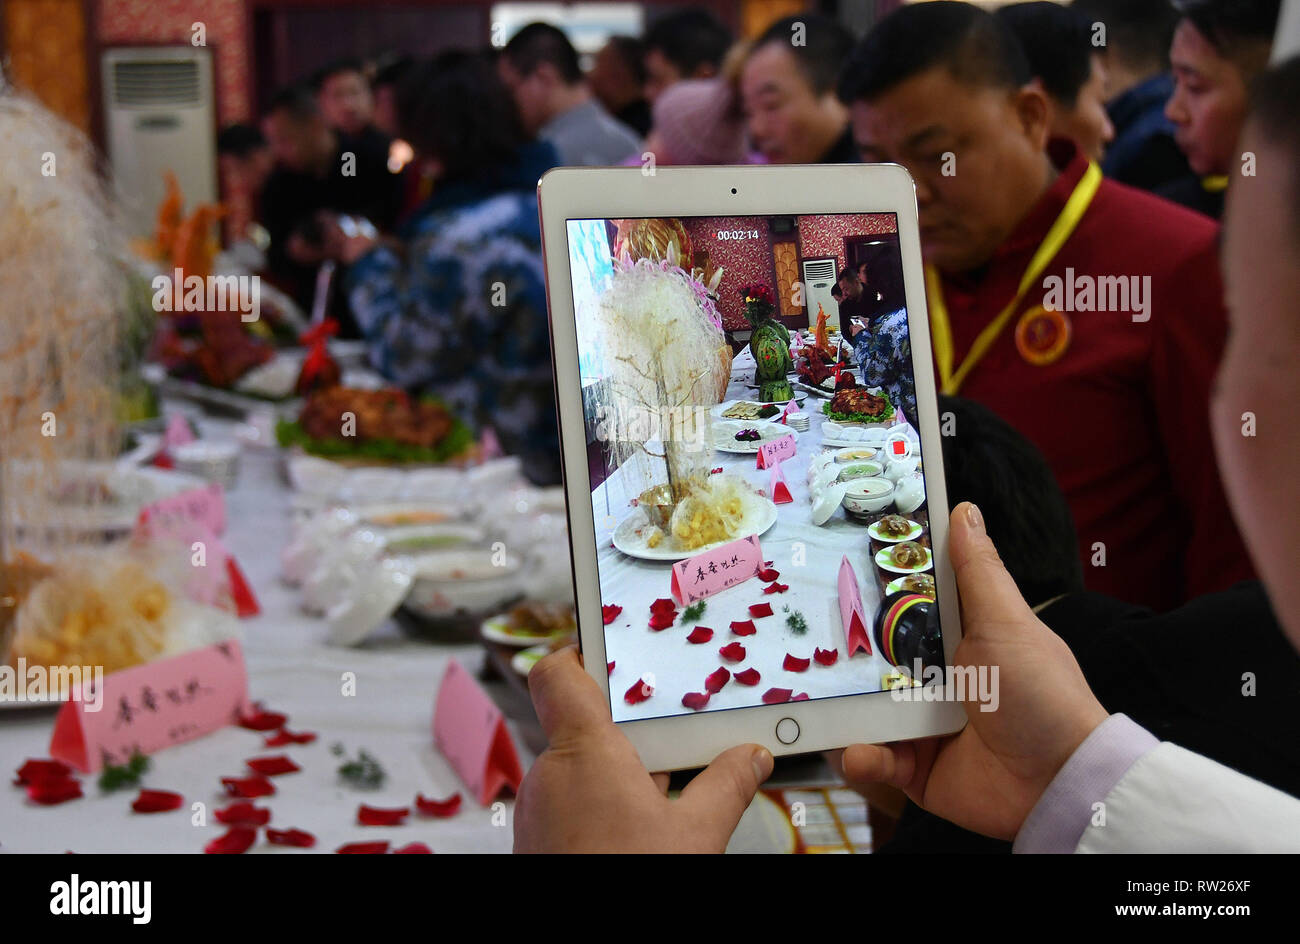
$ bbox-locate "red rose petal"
[686,626,714,644]
[734,668,761,686]
[336,841,390,854]
[730,619,757,636]
[266,827,316,848]
[215,802,271,826]
[719,642,746,662]
[762,688,793,704]
[704,667,731,693]
[762,582,790,594]
[648,611,676,631]
[415,793,462,818]
[221,775,276,799]
[14,759,73,786]
[205,827,257,855]
[245,755,300,777]
[26,777,82,805]
[792,693,810,701]
[602,604,623,625]
[649,598,677,615]
[682,691,711,711]
[624,676,654,705]
[131,789,183,813]
[264,728,317,747]
[814,647,839,666]
[393,842,434,854]
[358,804,409,826]
[783,654,811,673]
[607,661,615,675]
[237,704,288,732]
[748,602,774,618]
[757,568,781,582]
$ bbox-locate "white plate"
[612,498,778,562]
[482,615,575,648]
[867,518,924,543]
[511,644,551,676]
[886,575,937,597]
[11,464,209,536]
[713,420,800,455]
[874,544,934,575]
[712,399,797,422]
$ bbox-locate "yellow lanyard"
[926,161,1103,395]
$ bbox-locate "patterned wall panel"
[682,216,779,330]
[796,212,897,273]
[4,0,91,131]
[773,240,800,316]
[97,0,251,123]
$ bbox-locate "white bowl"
[843,477,895,515]
[404,548,525,619]
[835,446,879,464]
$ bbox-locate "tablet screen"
[564,213,945,722]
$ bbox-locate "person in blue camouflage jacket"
[850,306,917,429]
[334,51,562,484]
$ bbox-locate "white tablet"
[539,164,965,772]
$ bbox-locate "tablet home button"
[775,717,800,745]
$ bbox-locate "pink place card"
[163,412,196,450]
[670,534,763,606]
[839,556,873,657]
[134,500,259,617]
[780,398,799,424]
[755,433,797,469]
[138,483,226,536]
[433,659,523,806]
[49,641,248,773]
[769,461,793,504]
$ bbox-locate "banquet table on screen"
[593,345,929,723]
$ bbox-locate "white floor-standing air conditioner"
[102,46,217,238]
[802,258,842,333]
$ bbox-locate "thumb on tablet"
[678,744,775,842]
[948,502,1036,641]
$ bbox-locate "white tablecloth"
[2,402,856,853]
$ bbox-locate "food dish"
[539,164,964,771]
[481,601,576,647]
[612,494,778,561]
[823,388,895,424]
[712,420,798,455]
[277,386,473,464]
[886,573,936,598]
[874,542,934,575]
[868,516,924,543]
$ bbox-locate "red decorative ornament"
[336,841,390,854]
[237,704,288,732]
[205,827,257,855]
[221,776,276,799]
[13,759,72,786]
[245,755,300,777]
[682,691,711,711]
[686,626,714,644]
[415,793,462,818]
[624,677,654,705]
[266,828,317,848]
[704,667,731,693]
[264,728,317,747]
[215,802,271,826]
[131,789,183,813]
[358,804,410,826]
[719,642,746,662]
[26,777,82,805]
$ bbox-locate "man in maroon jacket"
[837,1,1251,611]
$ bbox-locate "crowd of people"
[209,0,1298,852]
